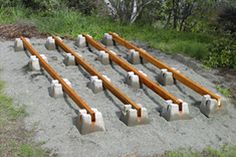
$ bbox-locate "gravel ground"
[0,38,236,157]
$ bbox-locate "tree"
[104,0,153,23]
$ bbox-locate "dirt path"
[0,38,236,157]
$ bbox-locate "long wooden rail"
[82,34,184,111]
[20,36,96,122]
[108,32,221,106]
[52,36,142,117]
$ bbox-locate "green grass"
[0,81,26,127]
[216,85,231,97]
[18,144,47,157]
[0,80,49,157]
[164,145,236,157]
[0,7,216,60]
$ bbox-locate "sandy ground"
[0,38,236,157]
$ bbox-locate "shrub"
[0,0,21,7]
[204,37,236,68]
[217,5,236,36]
[22,0,63,11]
[66,0,98,15]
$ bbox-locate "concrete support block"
[158,69,174,86]
[64,53,76,66]
[75,34,86,48]
[88,76,103,93]
[76,108,105,135]
[200,95,218,117]
[29,56,40,71]
[126,72,140,89]
[14,38,24,51]
[98,51,110,65]
[102,33,113,46]
[128,49,141,64]
[161,100,190,121]
[120,104,149,126]
[14,38,30,51]
[45,36,56,50]
[49,80,63,98]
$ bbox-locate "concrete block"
[40,54,48,63]
[102,33,113,46]
[45,36,56,50]
[200,95,218,117]
[88,76,103,93]
[75,34,86,48]
[76,108,105,135]
[158,69,174,86]
[161,100,190,121]
[64,53,76,66]
[28,56,40,71]
[98,51,110,65]
[126,72,140,89]
[128,49,140,64]
[14,38,24,51]
[49,80,63,98]
[120,104,149,126]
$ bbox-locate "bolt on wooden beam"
[82,34,184,111]
[52,36,143,117]
[20,36,96,122]
[108,32,221,106]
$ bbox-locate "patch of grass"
[0,81,26,127]
[18,144,46,157]
[164,149,199,157]
[216,85,231,97]
[163,145,236,157]
[0,80,51,157]
[0,6,30,24]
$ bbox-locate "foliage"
[22,0,63,11]
[204,37,236,68]
[66,0,98,15]
[216,5,236,36]
[0,0,21,7]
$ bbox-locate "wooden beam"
[83,34,183,111]
[20,36,96,121]
[109,32,221,106]
[52,36,142,117]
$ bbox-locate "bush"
[217,5,236,36]
[0,0,21,7]
[22,0,63,11]
[66,0,98,15]
[204,37,236,68]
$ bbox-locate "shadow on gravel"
[110,63,126,78]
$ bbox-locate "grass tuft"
[216,85,231,97]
